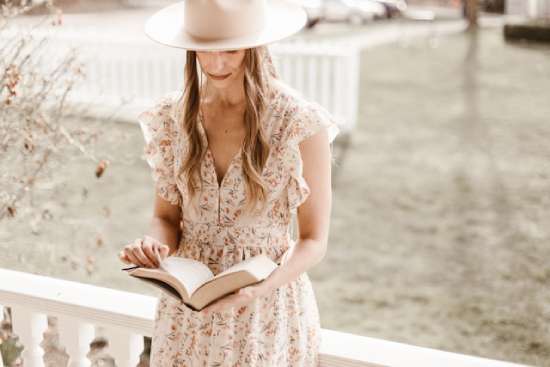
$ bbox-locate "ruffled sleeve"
[284,100,341,211]
[137,93,183,206]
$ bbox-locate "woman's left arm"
[262,127,332,293]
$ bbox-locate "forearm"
[262,238,326,292]
[147,216,181,256]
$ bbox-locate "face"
[196,49,246,86]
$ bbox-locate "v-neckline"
[197,111,242,189]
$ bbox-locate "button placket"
[196,112,241,227]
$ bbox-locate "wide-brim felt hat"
[143,0,307,51]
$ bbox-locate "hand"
[200,281,270,315]
[118,235,170,268]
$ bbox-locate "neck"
[201,74,246,109]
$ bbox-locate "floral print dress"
[137,78,340,367]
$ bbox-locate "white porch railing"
[0,26,359,134]
[0,267,530,367]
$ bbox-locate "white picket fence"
[0,26,359,134]
[506,0,550,18]
[0,267,531,367]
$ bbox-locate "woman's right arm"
[126,92,184,267]
[119,192,182,268]
[147,191,182,257]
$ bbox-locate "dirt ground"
[1,27,549,366]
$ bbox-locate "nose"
[211,52,226,73]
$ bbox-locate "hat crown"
[184,0,267,42]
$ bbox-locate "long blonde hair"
[176,46,279,215]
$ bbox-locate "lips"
[209,72,231,80]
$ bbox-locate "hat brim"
[144,1,307,51]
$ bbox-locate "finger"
[125,240,145,267]
[152,245,163,267]
[145,236,170,264]
[131,244,156,268]
[135,249,155,268]
[124,251,142,266]
[120,240,140,264]
[159,244,170,258]
[153,242,169,260]
[118,250,132,264]
[124,238,142,256]
[142,239,160,267]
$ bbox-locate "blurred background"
[1,0,549,366]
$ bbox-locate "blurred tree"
[462,0,503,26]
[465,0,479,29]
[1,1,113,364]
[484,0,505,13]
[1,0,113,276]
[0,0,109,222]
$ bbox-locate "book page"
[210,254,277,281]
[159,257,214,296]
[126,268,193,302]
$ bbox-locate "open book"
[121,254,280,311]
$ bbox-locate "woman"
[119,0,340,365]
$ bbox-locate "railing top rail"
[0,267,156,335]
[321,329,530,367]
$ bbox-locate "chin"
[212,77,232,85]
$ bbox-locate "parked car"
[302,0,324,28]
[302,0,405,28]
[373,0,407,18]
[323,0,386,24]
